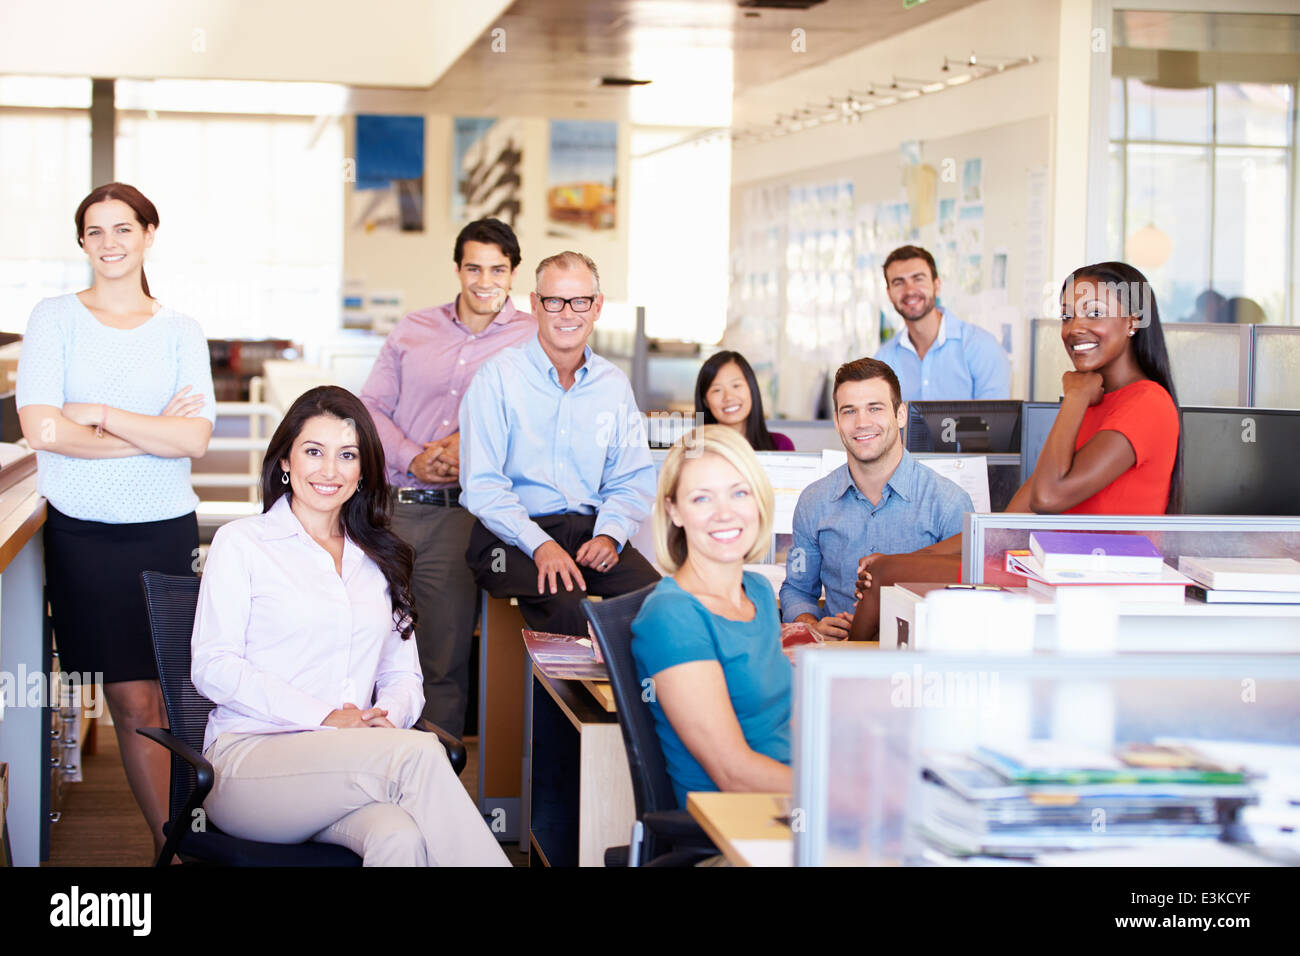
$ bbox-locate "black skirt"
[44,506,199,684]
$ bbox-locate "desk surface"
[686,792,792,867]
[0,472,43,576]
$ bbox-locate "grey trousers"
[389,500,479,737]
[204,729,509,867]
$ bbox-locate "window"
[0,108,91,331]
[1109,76,1294,325]
[115,110,344,343]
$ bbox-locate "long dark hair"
[261,386,417,639]
[1061,261,1184,514]
[75,183,159,297]
[694,350,779,452]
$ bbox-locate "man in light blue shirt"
[460,251,660,635]
[873,245,1010,402]
[780,357,972,637]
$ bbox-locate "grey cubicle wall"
[1030,320,1252,406]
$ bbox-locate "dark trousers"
[466,513,661,637]
[390,499,480,737]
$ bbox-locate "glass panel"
[1124,144,1210,324]
[973,517,1300,587]
[1107,143,1124,260]
[1252,329,1300,409]
[1031,318,1073,403]
[1126,78,1211,143]
[1162,325,1247,406]
[1109,75,1125,141]
[1212,148,1288,324]
[800,652,1300,866]
[1215,83,1292,147]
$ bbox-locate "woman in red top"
[1008,260,1182,515]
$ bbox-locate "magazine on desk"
[521,630,608,681]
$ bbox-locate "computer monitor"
[1181,407,1300,515]
[1017,402,1300,516]
[1019,401,1060,484]
[905,401,1022,454]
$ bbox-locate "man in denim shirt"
[780,358,972,638]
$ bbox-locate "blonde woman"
[630,425,792,808]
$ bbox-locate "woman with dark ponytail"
[16,183,215,856]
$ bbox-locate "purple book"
[1029,532,1165,574]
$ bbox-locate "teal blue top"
[630,571,792,808]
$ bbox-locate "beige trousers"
[204,728,510,867]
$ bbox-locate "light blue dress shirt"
[779,450,973,621]
[874,308,1010,403]
[459,335,655,558]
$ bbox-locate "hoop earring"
[358,477,364,490]
[281,470,289,485]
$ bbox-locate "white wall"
[342,114,632,319]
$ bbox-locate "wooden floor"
[44,719,529,867]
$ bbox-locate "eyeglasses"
[537,295,595,313]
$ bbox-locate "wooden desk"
[686,792,793,867]
[0,471,48,866]
[525,665,634,867]
[476,592,529,844]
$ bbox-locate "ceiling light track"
[735,52,1036,141]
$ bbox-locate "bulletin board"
[728,115,1052,418]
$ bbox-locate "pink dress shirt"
[360,296,537,490]
[191,495,424,753]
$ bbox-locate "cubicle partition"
[962,513,1300,587]
[792,649,1300,866]
[1029,319,1300,407]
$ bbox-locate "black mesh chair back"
[140,571,212,821]
[581,586,678,823]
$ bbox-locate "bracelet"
[95,403,106,439]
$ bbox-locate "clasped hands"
[408,432,460,483]
[533,535,619,595]
[321,702,394,729]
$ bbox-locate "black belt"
[396,488,461,507]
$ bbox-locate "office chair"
[138,570,467,867]
[582,586,718,867]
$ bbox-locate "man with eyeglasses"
[460,250,660,636]
[360,218,536,737]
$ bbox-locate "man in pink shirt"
[360,219,536,737]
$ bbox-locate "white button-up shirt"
[192,494,423,753]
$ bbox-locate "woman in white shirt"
[17,183,215,858]
[192,385,508,866]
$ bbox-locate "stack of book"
[914,741,1256,863]
[1178,556,1300,605]
[1004,531,1193,603]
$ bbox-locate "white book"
[1188,586,1300,605]
[1177,556,1300,592]
[1026,577,1188,604]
